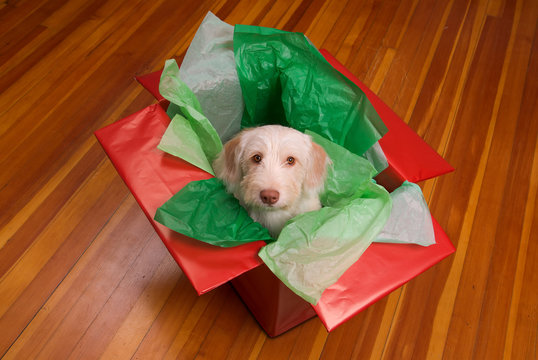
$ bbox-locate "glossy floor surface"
[0,0,537,358]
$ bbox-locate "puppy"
[213,125,330,237]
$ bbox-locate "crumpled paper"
[158,13,388,174]
[376,181,436,246]
[158,59,222,175]
[179,12,243,143]
[234,24,388,157]
[154,177,272,247]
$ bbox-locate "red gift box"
[95,50,455,337]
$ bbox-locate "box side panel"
[231,265,317,337]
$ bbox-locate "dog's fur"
[213,125,330,237]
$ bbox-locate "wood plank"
[133,284,223,359]
[367,48,396,93]
[0,160,121,316]
[224,0,269,25]
[304,0,347,47]
[47,234,170,359]
[387,0,454,120]
[414,2,531,357]
[256,323,303,360]
[375,0,439,109]
[0,0,60,44]
[194,288,252,359]
[284,0,326,33]
[0,0,216,234]
[509,193,538,360]
[345,0,400,86]
[0,140,104,255]
[0,0,110,106]
[406,1,519,358]
[320,295,393,359]
[383,0,419,49]
[100,274,202,359]
[288,319,327,359]
[319,0,373,56]
[408,0,489,151]
[0,0,162,228]
[273,0,309,30]
[503,15,538,359]
[398,0,455,125]
[441,7,520,360]
[93,256,182,360]
[258,0,301,28]
[32,225,166,360]
[161,289,218,359]
[2,195,153,358]
[225,318,270,359]
[472,1,538,358]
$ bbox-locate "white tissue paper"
[375,181,436,246]
[363,141,388,175]
[179,12,243,143]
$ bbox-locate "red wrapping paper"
[95,104,265,295]
[314,218,454,330]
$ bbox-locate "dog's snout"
[260,189,280,205]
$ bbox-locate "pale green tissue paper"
[159,114,215,175]
[158,59,222,175]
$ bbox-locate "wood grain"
[0,0,536,358]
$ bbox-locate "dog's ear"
[304,142,330,192]
[213,133,243,187]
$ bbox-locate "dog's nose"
[260,189,279,205]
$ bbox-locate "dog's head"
[213,125,330,211]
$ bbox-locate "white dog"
[213,125,330,237]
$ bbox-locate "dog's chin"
[245,201,288,212]
[244,202,294,238]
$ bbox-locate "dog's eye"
[286,156,295,165]
[252,154,262,163]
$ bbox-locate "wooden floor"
[1,0,537,358]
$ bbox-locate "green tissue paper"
[154,177,273,247]
[234,24,387,156]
